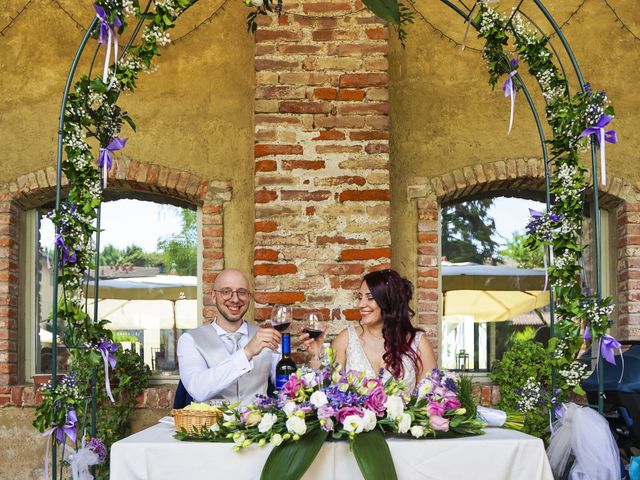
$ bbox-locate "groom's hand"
[244,327,282,360]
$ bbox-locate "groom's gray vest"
[186,322,272,404]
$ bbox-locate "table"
[111,422,553,480]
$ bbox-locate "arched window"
[25,198,199,379]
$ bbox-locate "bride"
[302,269,437,391]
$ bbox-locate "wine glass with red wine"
[270,305,292,333]
[302,312,324,340]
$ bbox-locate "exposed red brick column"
[253,0,391,328]
[0,198,20,385]
[617,201,640,340]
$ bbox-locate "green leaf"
[352,430,398,480]
[261,428,328,480]
[123,114,137,132]
[90,78,107,93]
[361,0,401,25]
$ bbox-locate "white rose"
[283,401,298,417]
[397,413,412,434]
[385,395,405,420]
[302,372,318,388]
[286,416,307,436]
[410,425,425,438]
[233,433,246,445]
[209,422,220,433]
[258,413,278,433]
[310,391,328,408]
[342,414,364,434]
[270,433,283,446]
[362,409,377,432]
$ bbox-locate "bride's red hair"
[363,269,423,380]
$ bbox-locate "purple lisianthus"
[317,404,335,420]
[321,417,334,432]
[364,385,387,417]
[87,437,107,463]
[443,396,461,411]
[336,406,364,424]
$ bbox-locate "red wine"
[273,322,291,332]
[275,334,296,390]
[303,327,323,340]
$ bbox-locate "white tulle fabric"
[64,443,101,480]
[546,402,621,480]
[345,326,422,391]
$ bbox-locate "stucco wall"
[389,0,640,280]
[0,0,255,273]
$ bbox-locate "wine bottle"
[275,333,296,390]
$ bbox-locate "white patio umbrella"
[85,275,198,370]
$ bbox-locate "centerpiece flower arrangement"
[176,352,485,480]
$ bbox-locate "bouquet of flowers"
[176,355,484,480]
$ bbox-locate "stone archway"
[407,158,640,348]
[0,159,231,389]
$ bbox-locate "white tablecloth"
[111,422,553,480]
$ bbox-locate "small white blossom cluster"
[66,103,87,120]
[72,152,92,169]
[64,123,88,150]
[558,219,580,238]
[516,377,543,414]
[120,54,145,72]
[87,176,103,197]
[584,102,605,127]
[509,12,532,36]
[584,300,615,330]
[552,249,576,270]
[479,7,501,35]
[155,0,180,17]
[553,334,569,359]
[536,69,564,103]
[559,361,588,387]
[88,91,107,110]
[122,0,138,17]
[142,24,171,46]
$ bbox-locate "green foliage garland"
[475,3,617,422]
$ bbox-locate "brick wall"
[252,0,391,332]
[408,159,640,353]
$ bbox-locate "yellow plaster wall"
[389,0,640,279]
[0,0,255,273]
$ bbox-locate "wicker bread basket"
[171,408,221,433]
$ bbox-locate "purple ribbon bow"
[43,410,77,478]
[93,4,122,85]
[98,136,127,188]
[55,233,77,265]
[502,57,518,134]
[578,114,618,185]
[584,326,624,381]
[98,340,118,402]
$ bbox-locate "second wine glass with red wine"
[302,311,324,340]
[270,305,292,332]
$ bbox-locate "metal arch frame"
[439,0,605,414]
[48,0,606,477]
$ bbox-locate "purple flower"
[317,404,335,420]
[336,406,363,424]
[364,385,387,417]
[88,437,107,463]
[427,401,445,417]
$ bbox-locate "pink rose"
[429,414,450,432]
[427,401,445,417]
[336,406,364,424]
[443,397,461,411]
[282,375,303,398]
[365,385,388,417]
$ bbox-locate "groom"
[176,268,282,406]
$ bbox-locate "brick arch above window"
[0,160,232,388]
[407,157,640,346]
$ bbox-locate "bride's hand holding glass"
[299,312,326,357]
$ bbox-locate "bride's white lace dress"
[345,325,423,392]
